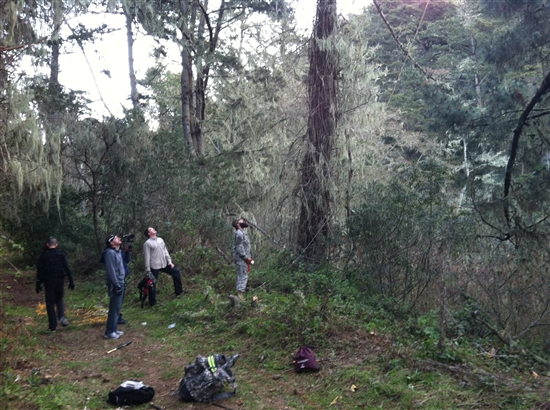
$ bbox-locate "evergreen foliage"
[347,160,474,306]
[2,0,550,357]
[1,187,95,265]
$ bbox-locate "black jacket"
[36,248,74,284]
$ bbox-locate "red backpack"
[293,346,320,373]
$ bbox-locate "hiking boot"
[237,291,245,300]
[59,316,69,327]
[103,332,121,339]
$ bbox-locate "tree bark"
[123,4,139,109]
[297,0,338,265]
[470,34,483,109]
[49,0,63,101]
[193,0,225,158]
[181,46,196,157]
[179,0,197,157]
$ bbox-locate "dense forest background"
[2,0,550,354]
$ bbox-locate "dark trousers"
[118,277,127,323]
[149,265,183,305]
[106,283,125,335]
[44,277,65,330]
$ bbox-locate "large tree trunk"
[297,0,338,265]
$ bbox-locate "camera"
[122,234,135,243]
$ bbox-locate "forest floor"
[1,261,384,410]
[2,259,550,409]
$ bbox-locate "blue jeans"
[105,283,125,335]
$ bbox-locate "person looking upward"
[143,227,183,306]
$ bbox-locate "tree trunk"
[123,4,139,109]
[181,46,196,157]
[437,272,447,352]
[49,0,63,101]
[179,0,197,157]
[193,0,225,158]
[193,0,207,157]
[91,173,102,255]
[297,0,338,265]
[470,34,483,109]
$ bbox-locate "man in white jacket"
[143,227,183,306]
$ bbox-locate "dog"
[137,275,155,308]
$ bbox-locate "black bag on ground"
[107,380,155,405]
[177,353,239,403]
[294,346,320,373]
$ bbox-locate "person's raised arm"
[143,241,151,273]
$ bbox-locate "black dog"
[137,276,154,308]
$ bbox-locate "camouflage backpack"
[177,354,239,403]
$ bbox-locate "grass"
[1,262,550,410]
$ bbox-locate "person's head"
[46,237,58,248]
[105,234,122,249]
[144,227,157,238]
[232,218,248,230]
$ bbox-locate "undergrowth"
[1,257,550,409]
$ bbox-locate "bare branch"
[503,69,550,226]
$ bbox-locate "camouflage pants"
[235,261,248,292]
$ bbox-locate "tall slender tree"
[297,0,338,264]
[121,0,140,109]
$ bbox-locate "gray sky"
[59,0,361,118]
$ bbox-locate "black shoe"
[117,318,128,325]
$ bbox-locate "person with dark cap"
[143,227,183,306]
[232,218,253,299]
[100,234,126,339]
[117,243,132,325]
[36,237,75,332]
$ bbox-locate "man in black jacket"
[36,237,75,332]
